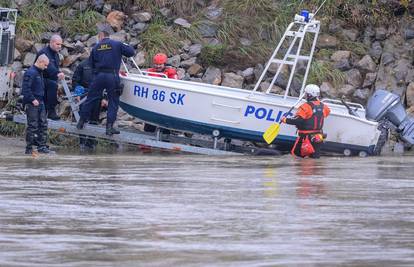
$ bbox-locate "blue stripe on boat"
[120,101,375,155]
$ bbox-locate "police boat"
[119,10,385,156]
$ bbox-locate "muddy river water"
[0,153,413,266]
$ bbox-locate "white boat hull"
[120,74,381,155]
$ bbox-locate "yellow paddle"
[263,94,305,144]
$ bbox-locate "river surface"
[0,153,414,267]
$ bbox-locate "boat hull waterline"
[120,74,381,155]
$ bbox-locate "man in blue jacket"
[77,30,135,135]
[37,34,65,120]
[22,54,53,154]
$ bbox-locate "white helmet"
[304,84,320,97]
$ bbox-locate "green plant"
[140,18,181,65]
[340,40,368,57]
[200,44,226,66]
[308,60,345,87]
[0,120,25,137]
[62,9,103,37]
[16,0,54,39]
[0,0,10,7]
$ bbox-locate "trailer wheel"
[212,129,220,137]
[343,149,352,157]
[358,151,368,157]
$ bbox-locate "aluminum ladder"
[251,12,320,98]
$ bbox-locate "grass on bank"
[308,60,346,87]
[139,16,182,65]
[16,0,102,40]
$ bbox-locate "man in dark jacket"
[22,54,53,154]
[77,30,135,135]
[37,34,65,120]
[72,58,106,150]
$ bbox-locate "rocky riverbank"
[3,0,414,153]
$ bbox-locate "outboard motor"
[366,89,414,145]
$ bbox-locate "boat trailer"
[3,80,282,156]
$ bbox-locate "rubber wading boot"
[37,146,54,154]
[76,118,86,130]
[106,123,120,135]
[25,147,33,155]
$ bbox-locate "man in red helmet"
[144,53,180,133]
[147,53,178,79]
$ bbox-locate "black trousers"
[81,73,119,125]
[25,103,48,149]
[44,79,58,112]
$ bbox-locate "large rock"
[317,34,339,48]
[353,88,370,103]
[174,18,191,28]
[362,72,377,88]
[205,5,223,20]
[132,23,148,34]
[13,49,21,61]
[48,0,71,6]
[134,12,152,23]
[259,82,283,94]
[345,69,363,87]
[167,55,181,68]
[221,72,244,88]
[180,57,197,68]
[331,50,351,62]
[342,28,359,41]
[241,67,255,84]
[394,59,411,83]
[356,55,377,73]
[15,37,34,53]
[62,54,80,67]
[106,10,126,32]
[133,51,145,66]
[369,41,383,61]
[320,82,337,98]
[22,52,36,67]
[109,31,128,43]
[186,44,201,58]
[202,66,221,85]
[375,27,387,41]
[187,64,203,76]
[86,35,99,47]
[337,84,355,96]
[197,21,218,38]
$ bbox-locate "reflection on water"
[0,154,414,266]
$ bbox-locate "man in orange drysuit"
[281,84,330,158]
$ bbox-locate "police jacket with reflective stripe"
[22,65,45,104]
[90,38,135,73]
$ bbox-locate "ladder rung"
[271,59,294,65]
[287,55,311,61]
[286,31,304,37]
